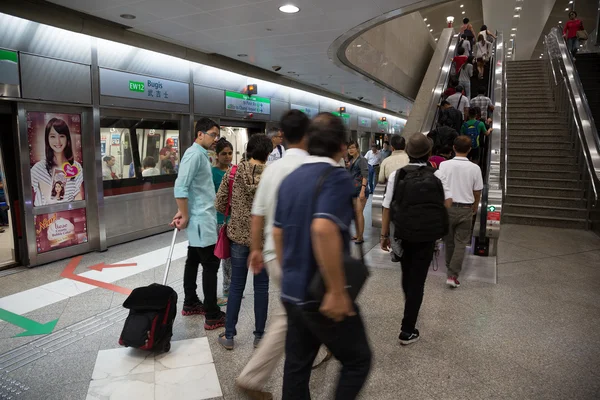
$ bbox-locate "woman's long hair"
[348,140,360,159]
[51,181,64,200]
[45,118,74,176]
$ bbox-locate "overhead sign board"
[291,104,318,118]
[358,117,371,128]
[99,68,190,104]
[331,111,351,126]
[0,49,20,97]
[225,91,270,114]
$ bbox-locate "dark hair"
[468,107,479,118]
[51,180,64,200]
[463,17,470,24]
[103,155,114,163]
[142,156,156,169]
[481,25,488,32]
[478,86,487,95]
[215,138,233,154]
[164,160,175,174]
[383,141,389,146]
[477,34,485,43]
[307,113,347,158]
[390,134,405,151]
[569,11,577,17]
[457,46,465,55]
[456,84,465,92]
[280,109,310,145]
[467,55,475,64]
[454,135,472,154]
[461,33,467,39]
[247,134,272,163]
[440,100,451,107]
[45,118,74,176]
[449,78,459,87]
[347,140,360,150]
[194,117,220,142]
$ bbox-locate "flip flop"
[354,239,364,244]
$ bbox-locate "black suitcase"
[119,229,178,352]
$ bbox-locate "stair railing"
[544,27,600,231]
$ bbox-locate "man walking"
[380,133,452,344]
[274,113,372,399]
[172,117,226,330]
[364,144,381,193]
[267,127,286,165]
[439,136,483,288]
[378,134,409,185]
[470,86,495,121]
[236,110,311,399]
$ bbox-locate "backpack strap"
[277,145,283,158]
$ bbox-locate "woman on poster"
[31,118,84,206]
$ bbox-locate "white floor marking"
[87,337,222,400]
[0,241,189,315]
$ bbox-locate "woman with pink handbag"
[212,138,234,306]
[215,134,272,351]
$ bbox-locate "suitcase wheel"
[163,341,171,352]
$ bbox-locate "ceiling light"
[237,54,248,57]
[435,38,438,41]
[462,11,465,14]
[460,4,464,8]
[430,29,433,32]
[569,1,573,3]
[559,20,562,23]
[514,14,520,18]
[279,4,300,13]
[511,33,516,37]
[427,24,431,27]
[120,14,136,19]
[565,8,569,11]
[356,44,362,47]
[447,16,454,23]
[423,18,428,21]
[539,56,542,59]
[512,28,517,31]
[515,7,522,11]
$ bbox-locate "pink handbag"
[214,166,237,259]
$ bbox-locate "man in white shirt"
[236,110,310,398]
[447,85,470,120]
[378,134,409,184]
[266,127,286,165]
[439,136,483,288]
[364,144,382,192]
[380,133,452,345]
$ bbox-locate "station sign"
[99,68,190,104]
[225,91,270,114]
[358,117,371,128]
[0,49,20,97]
[291,104,318,118]
[331,111,351,125]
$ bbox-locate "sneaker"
[253,336,262,349]
[182,300,206,316]
[446,277,461,288]
[399,329,420,345]
[235,381,273,400]
[217,332,234,350]
[217,297,228,306]
[204,311,226,330]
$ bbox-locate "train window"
[100,117,180,196]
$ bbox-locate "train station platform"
[0,223,598,400]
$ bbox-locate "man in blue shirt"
[273,113,371,399]
[172,117,226,330]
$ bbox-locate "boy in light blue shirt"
[172,117,226,330]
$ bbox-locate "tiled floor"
[0,224,598,399]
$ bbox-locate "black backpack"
[391,165,449,242]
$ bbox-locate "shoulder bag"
[308,167,370,302]
[214,165,237,259]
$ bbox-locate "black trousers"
[183,245,220,319]
[282,302,371,400]
[400,240,436,333]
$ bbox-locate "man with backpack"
[460,107,489,164]
[438,100,463,133]
[380,133,452,345]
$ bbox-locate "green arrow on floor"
[0,308,58,337]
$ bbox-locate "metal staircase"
[503,60,589,229]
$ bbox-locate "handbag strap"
[311,166,365,262]
[224,165,237,218]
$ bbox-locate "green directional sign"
[0,308,58,337]
[129,80,145,92]
[226,91,271,114]
[331,111,350,119]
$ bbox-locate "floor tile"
[87,372,155,400]
[155,364,222,399]
[91,347,154,380]
[155,337,213,370]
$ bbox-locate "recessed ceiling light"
[237,54,248,57]
[427,24,431,27]
[460,4,464,8]
[435,38,438,41]
[512,28,517,31]
[462,11,465,14]
[423,18,428,21]
[539,56,542,59]
[515,7,522,10]
[569,1,573,3]
[511,33,516,37]
[430,29,433,32]
[120,14,136,19]
[279,4,300,13]
[565,8,569,11]
[559,20,562,23]
[356,44,362,47]
[514,14,520,18]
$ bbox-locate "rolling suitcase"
[119,228,179,352]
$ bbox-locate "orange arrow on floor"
[88,262,137,272]
[61,256,133,295]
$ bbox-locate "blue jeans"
[460,80,471,99]
[367,165,376,193]
[225,241,269,339]
[567,37,579,57]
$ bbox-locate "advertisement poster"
[34,209,88,254]
[27,112,85,207]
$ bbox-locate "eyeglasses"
[274,135,283,139]
[204,131,219,139]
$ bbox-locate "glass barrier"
[100,117,180,195]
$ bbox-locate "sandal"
[312,349,333,369]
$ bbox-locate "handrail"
[545,27,600,207]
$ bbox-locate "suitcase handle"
[162,228,178,286]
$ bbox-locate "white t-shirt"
[267,145,286,165]
[31,160,84,206]
[364,150,382,166]
[252,148,309,262]
[142,168,160,177]
[438,157,483,204]
[382,164,452,209]
[447,92,470,119]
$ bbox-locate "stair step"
[508,169,581,180]
[508,148,574,157]
[502,213,588,230]
[507,177,581,188]
[507,107,556,113]
[508,141,574,149]
[508,154,575,162]
[508,119,564,125]
[508,161,579,171]
[509,130,569,136]
[504,203,588,219]
[507,112,565,119]
[507,185,583,198]
[505,194,587,208]
[508,100,554,106]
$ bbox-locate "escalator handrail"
[546,27,600,205]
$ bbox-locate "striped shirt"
[31,160,84,206]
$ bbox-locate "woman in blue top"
[212,138,234,305]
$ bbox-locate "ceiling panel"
[181,0,249,12]
[49,0,141,12]
[170,12,232,31]
[209,3,275,25]
[134,0,203,20]
[131,20,194,38]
